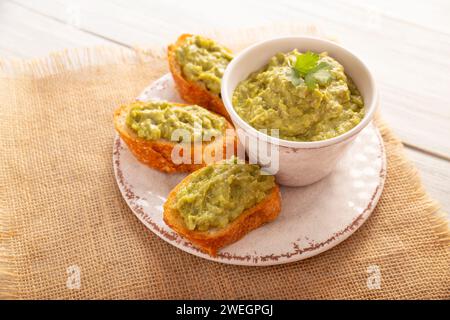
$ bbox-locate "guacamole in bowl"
[220,36,377,186]
[232,50,365,142]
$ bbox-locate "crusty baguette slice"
[113,102,236,173]
[163,175,281,256]
[168,34,231,121]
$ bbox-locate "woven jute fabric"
[1,26,449,299]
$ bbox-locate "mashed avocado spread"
[175,157,275,231]
[126,101,226,142]
[175,35,233,95]
[232,50,365,141]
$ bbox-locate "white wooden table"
[1,0,449,216]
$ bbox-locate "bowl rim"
[221,36,378,149]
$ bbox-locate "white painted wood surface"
[1,0,449,215]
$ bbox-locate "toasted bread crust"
[113,103,236,173]
[168,34,231,121]
[163,175,281,256]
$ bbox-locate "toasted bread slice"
[168,34,231,120]
[163,175,281,256]
[114,102,236,173]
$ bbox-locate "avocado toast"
[163,158,281,256]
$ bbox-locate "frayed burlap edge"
[0,25,448,300]
[0,46,164,79]
[375,115,450,246]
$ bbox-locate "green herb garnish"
[290,51,332,90]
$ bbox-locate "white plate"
[113,74,386,266]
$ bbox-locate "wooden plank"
[0,47,23,60]
[0,1,116,59]
[8,0,273,45]
[406,148,450,217]
[9,0,450,158]
[339,0,450,34]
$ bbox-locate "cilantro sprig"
[289,51,332,90]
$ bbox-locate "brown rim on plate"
[112,124,386,265]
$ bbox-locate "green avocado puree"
[232,50,365,141]
[175,158,275,231]
[175,35,233,95]
[126,101,226,142]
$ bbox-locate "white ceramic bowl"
[221,36,378,186]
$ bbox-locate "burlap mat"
[1,26,449,300]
